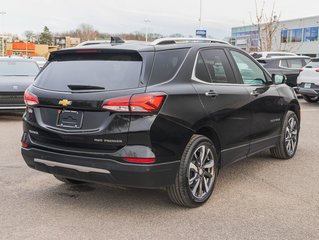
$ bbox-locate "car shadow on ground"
[36,150,279,211]
[0,113,23,121]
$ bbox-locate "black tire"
[54,175,87,184]
[167,135,218,208]
[270,111,299,159]
[302,95,319,103]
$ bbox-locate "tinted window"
[230,50,266,85]
[196,49,236,84]
[280,60,289,68]
[35,54,142,92]
[149,49,189,85]
[0,61,39,76]
[195,54,210,82]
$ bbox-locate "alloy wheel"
[285,117,298,156]
[188,145,215,200]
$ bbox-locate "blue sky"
[2,0,319,39]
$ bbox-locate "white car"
[251,51,296,59]
[31,57,47,69]
[297,58,319,103]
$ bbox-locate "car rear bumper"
[21,147,180,188]
[298,88,319,96]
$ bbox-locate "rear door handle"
[205,90,218,98]
[250,90,260,97]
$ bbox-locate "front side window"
[195,49,236,84]
[230,50,266,85]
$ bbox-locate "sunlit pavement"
[1,100,318,240]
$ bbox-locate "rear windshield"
[34,52,143,92]
[306,61,319,68]
[0,61,39,76]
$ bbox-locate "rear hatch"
[298,60,319,87]
[28,49,152,153]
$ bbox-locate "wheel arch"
[287,99,301,121]
[194,125,222,168]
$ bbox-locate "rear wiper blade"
[67,85,105,91]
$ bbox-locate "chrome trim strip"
[0,106,25,110]
[34,158,111,174]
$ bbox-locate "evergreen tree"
[39,26,53,45]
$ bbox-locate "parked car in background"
[297,58,319,102]
[31,57,47,69]
[0,58,40,112]
[21,38,300,208]
[251,52,296,59]
[77,37,125,47]
[257,56,310,88]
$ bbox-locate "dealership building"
[231,15,319,57]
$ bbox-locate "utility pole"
[0,11,6,57]
[199,0,203,29]
[144,19,151,42]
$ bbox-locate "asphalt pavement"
[0,100,318,240]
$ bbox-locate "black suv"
[21,38,300,207]
[257,56,310,88]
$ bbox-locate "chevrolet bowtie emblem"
[58,99,72,107]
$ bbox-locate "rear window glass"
[0,61,39,76]
[149,49,189,85]
[34,52,143,92]
[306,61,319,68]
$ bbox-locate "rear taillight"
[102,92,166,113]
[123,157,156,164]
[24,90,39,107]
[299,68,304,72]
[316,69,319,73]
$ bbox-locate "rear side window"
[149,49,189,85]
[195,49,236,84]
[34,52,143,92]
[280,60,289,68]
[287,59,303,68]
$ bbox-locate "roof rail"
[151,37,230,46]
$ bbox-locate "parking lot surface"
[0,100,318,240]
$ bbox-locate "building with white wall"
[231,15,319,57]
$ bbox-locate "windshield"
[0,61,39,76]
[34,60,142,92]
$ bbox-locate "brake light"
[123,157,156,164]
[21,142,29,148]
[102,96,130,112]
[299,68,304,72]
[24,90,39,106]
[316,69,319,73]
[102,92,166,113]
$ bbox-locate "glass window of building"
[291,29,302,42]
[281,30,289,43]
[304,27,319,42]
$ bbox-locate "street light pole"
[0,11,6,57]
[144,19,151,42]
[199,0,203,29]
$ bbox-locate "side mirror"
[272,74,286,85]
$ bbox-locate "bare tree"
[252,0,280,52]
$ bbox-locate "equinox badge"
[58,99,72,107]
